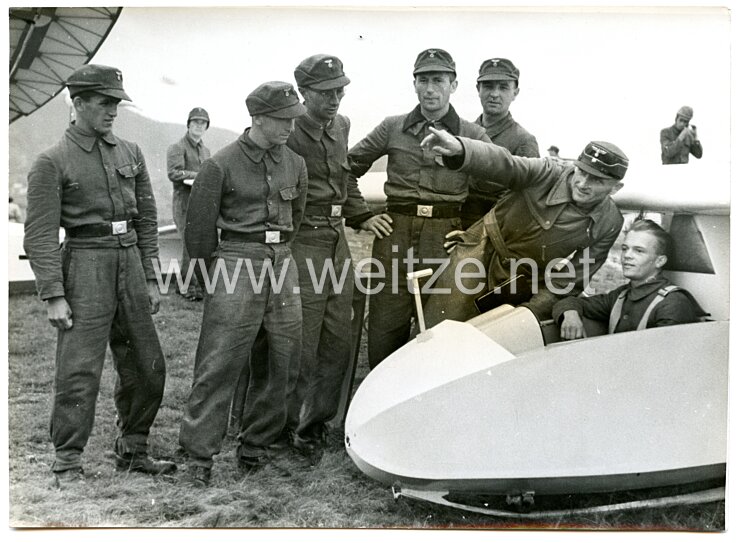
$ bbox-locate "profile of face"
[188,119,208,140]
[301,87,346,124]
[256,115,296,146]
[621,230,667,283]
[414,72,457,115]
[477,80,519,118]
[569,167,623,208]
[74,94,121,135]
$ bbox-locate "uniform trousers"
[179,240,302,468]
[367,213,461,368]
[172,186,199,292]
[52,242,166,472]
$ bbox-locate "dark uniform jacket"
[660,125,703,164]
[447,137,624,317]
[24,123,159,300]
[552,275,702,332]
[348,105,490,205]
[285,112,371,227]
[185,130,308,263]
[167,133,211,184]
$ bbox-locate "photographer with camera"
[660,105,703,164]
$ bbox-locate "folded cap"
[66,64,131,101]
[413,48,456,75]
[245,81,306,119]
[294,54,351,90]
[187,107,210,127]
[574,141,629,181]
[676,105,694,120]
[477,58,519,82]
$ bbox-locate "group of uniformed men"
[24,48,705,490]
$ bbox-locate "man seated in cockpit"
[552,219,704,339]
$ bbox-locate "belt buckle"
[111,220,128,235]
[417,205,433,218]
[265,231,281,244]
[331,204,342,218]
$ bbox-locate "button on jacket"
[660,125,703,164]
[286,112,371,227]
[185,130,308,264]
[167,133,211,184]
[24,123,159,300]
[348,105,491,204]
[552,275,701,332]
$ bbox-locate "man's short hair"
[70,90,102,102]
[627,219,673,260]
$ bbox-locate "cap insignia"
[284,89,290,96]
[324,59,334,69]
[428,49,436,58]
[115,70,122,81]
[491,59,499,67]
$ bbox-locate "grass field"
[6,229,724,531]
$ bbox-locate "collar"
[545,167,614,224]
[627,275,670,302]
[238,129,282,163]
[402,104,461,135]
[66,122,117,151]
[183,133,204,150]
[476,111,514,138]
[295,112,338,142]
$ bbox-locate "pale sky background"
[91,4,730,173]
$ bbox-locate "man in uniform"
[348,48,491,369]
[178,82,308,487]
[660,106,703,164]
[461,58,540,229]
[280,54,391,457]
[420,128,627,327]
[24,64,176,488]
[553,219,703,337]
[167,107,211,300]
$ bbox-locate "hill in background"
[8,94,240,226]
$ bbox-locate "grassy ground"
[7,229,724,530]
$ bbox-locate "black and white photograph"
[4,1,746,539]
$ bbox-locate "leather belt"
[66,220,134,238]
[220,230,288,244]
[387,203,462,219]
[304,204,343,218]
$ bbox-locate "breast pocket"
[116,163,139,210]
[277,185,300,227]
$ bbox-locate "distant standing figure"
[660,106,703,164]
[24,64,176,489]
[552,219,704,338]
[167,107,211,300]
[547,145,560,158]
[9,196,23,222]
[461,57,539,229]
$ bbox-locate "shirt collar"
[66,122,117,151]
[627,274,670,301]
[295,112,338,142]
[545,166,614,224]
[183,133,204,150]
[402,104,461,135]
[476,111,513,138]
[239,129,282,163]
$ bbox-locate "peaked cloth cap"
[66,64,131,101]
[245,81,306,119]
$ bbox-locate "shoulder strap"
[608,289,628,334]
[483,207,511,262]
[636,285,681,330]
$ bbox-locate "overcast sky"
[88,5,730,171]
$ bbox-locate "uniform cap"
[477,58,519,82]
[574,141,629,181]
[676,106,694,120]
[413,48,456,75]
[245,81,306,119]
[188,107,210,128]
[294,54,351,90]
[548,145,560,153]
[66,64,131,101]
